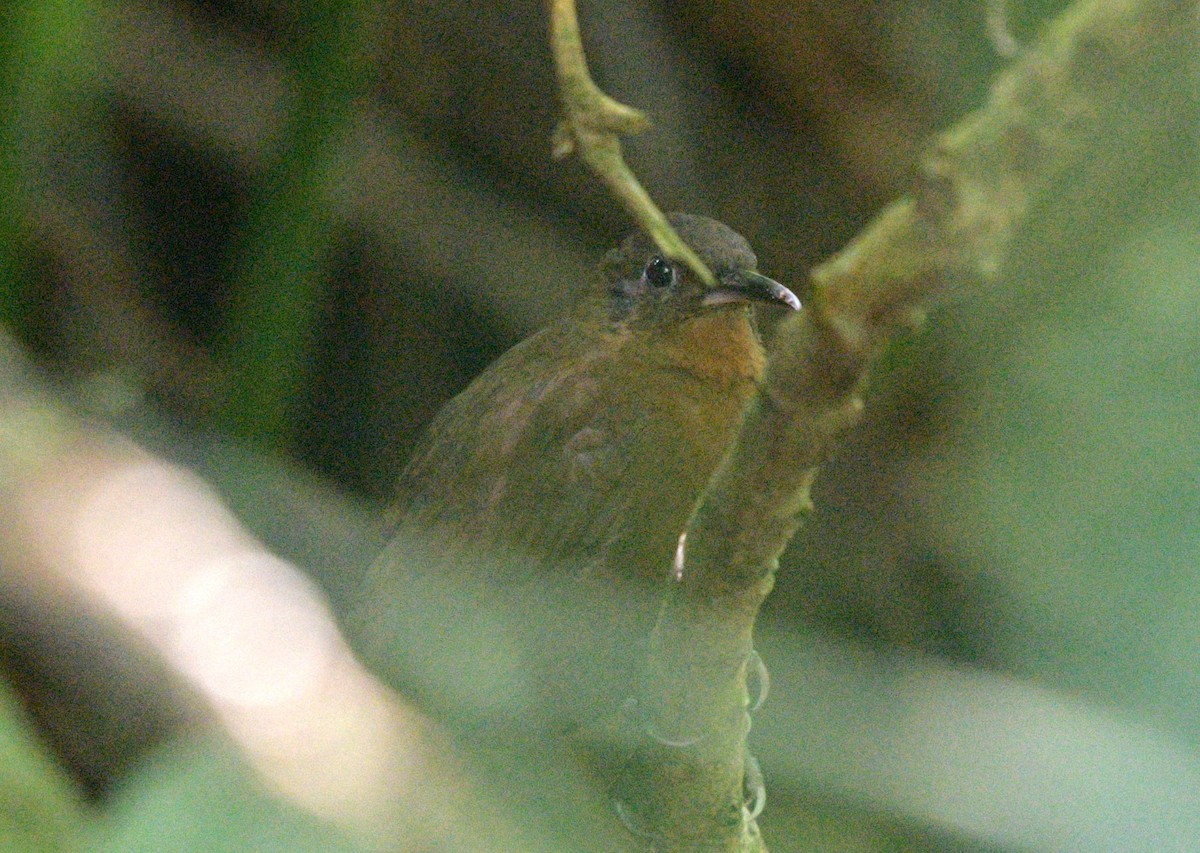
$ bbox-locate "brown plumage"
[353,214,799,729]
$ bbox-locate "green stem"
[0,0,100,332]
[217,1,375,447]
[547,0,714,286]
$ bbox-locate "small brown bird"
[354,214,799,730]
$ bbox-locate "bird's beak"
[702,269,801,311]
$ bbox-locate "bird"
[352,214,799,735]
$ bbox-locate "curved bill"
[701,269,801,311]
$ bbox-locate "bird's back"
[355,307,761,724]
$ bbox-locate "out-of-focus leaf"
[756,623,1200,852]
[90,736,361,853]
[923,182,1200,736]
[0,675,86,852]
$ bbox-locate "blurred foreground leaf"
[930,181,1200,735]
[90,736,361,853]
[0,676,86,852]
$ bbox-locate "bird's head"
[600,214,800,329]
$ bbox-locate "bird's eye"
[643,255,675,289]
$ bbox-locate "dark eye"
[643,255,675,289]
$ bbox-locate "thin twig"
[547,0,714,286]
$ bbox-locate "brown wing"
[355,312,755,723]
[353,316,644,720]
[386,317,629,563]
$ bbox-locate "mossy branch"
[593,0,1196,849]
[547,0,714,286]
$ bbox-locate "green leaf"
[90,736,361,853]
[0,676,87,852]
